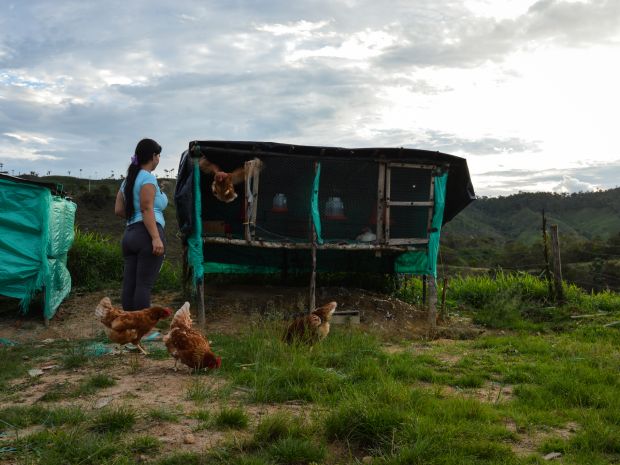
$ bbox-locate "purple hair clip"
[131,154,138,166]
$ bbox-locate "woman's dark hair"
[124,138,162,219]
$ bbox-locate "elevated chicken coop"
[175,141,475,327]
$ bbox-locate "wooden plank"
[387,238,429,245]
[376,163,386,244]
[387,201,433,207]
[387,162,435,169]
[202,236,425,251]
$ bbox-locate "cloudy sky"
[1,0,619,196]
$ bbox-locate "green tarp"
[187,158,204,286]
[394,173,447,277]
[0,178,76,319]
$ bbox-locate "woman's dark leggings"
[121,222,165,310]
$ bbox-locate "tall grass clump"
[68,229,123,290]
[399,271,620,329]
[448,271,549,309]
[68,228,180,291]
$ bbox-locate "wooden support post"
[196,277,206,331]
[427,275,437,331]
[422,275,427,306]
[542,209,553,301]
[244,160,252,242]
[376,163,386,246]
[243,159,261,242]
[550,224,565,305]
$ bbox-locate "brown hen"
[163,302,221,373]
[95,297,172,355]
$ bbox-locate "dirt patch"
[0,285,482,344]
[474,382,514,404]
[506,419,579,457]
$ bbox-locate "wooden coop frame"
[175,141,475,328]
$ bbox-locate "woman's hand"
[152,237,165,256]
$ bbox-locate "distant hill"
[443,188,620,244]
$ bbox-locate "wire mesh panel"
[255,157,315,241]
[318,160,378,242]
[387,166,433,240]
[389,167,432,202]
[389,206,430,239]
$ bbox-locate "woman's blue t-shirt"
[120,170,168,227]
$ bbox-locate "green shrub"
[68,229,123,290]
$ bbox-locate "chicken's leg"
[173,359,178,372]
[136,343,148,356]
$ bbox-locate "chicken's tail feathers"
[95,297,113,320]
[171,302,192,329]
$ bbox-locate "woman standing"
[114,138,168,310]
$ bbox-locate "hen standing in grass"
[95,297,172,355]
[164,302,221,373]
[283,301,337,344]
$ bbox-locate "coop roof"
[189,140,476,224]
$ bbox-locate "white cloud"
[552,175,600,193]
[0,0,619,196]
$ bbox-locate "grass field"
[2,279,620,465]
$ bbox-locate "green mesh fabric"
[311,162,323,244]
[0,178,76,319]
[187,159,205,287]
[394,173,447,277]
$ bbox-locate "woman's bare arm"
[139,184,164,256]
[114,191,126,218]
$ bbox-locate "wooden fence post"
[550,224,565,305]
[542,210,553,301]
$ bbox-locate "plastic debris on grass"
[144,331,162,341]
[85,342,117,356]
[0,338,17,347]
